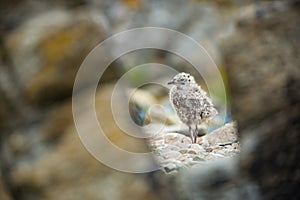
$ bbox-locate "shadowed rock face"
[221,1,300,200]
[222,1,300,131]
[0,172,11,200]
[2,84,157,200]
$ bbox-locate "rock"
[178,149,188,154]
[0,172,12,200]
[144,105,179,126]
[201,122,238,145]
[190,144,205,152]
[6,84,158,200]
[192,156,205,162]
[187,149,197,155]
[164,145,180,152]
[0,88,6,128]
[147,122,240,175]
[10,130,157,200]
[161,151,182,160]
[221,1,300,199]
[0,63,29,129]
[164,133,185,144]
[41,101,73,142]
[94,85,152,153]
[169,141,190,149]
[164,163,178,174]
[182,137,193,145]
[221,1,300,130]
[130,89,157,105]
[129,89,158,126]
[4,9,115,106]
[7,133,28,155]
[178,158,260,200]
[163,124,208,137]
[128,89,180,126]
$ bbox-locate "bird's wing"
[182,90,217,116]
[175,92,205,110]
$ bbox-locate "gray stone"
[164,163,178,173]
[161,151,182,160]
[202,122,238,145]
[192,156,205,162]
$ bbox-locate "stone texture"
[4,9,110,105]
[41,101,73,142]
[0,172,12,200]
[200,122,238,145]
[178,158,259,200]
[0,88,6,128]
[10,128,156,200]
[148,122,239,174]
[221,1,300,199]
[5,84,157,200]
[221,1,300,130]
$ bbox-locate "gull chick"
[168,72,218,143]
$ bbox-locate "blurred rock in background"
[4,9,108,105]
[0,0,299,200]
[222,1,300,199]
[0,171,12,200]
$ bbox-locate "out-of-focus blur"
[0,0,299,200]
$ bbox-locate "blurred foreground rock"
[222,1,300,130]
[2,84,157,200]
[210,1,299,199]
[0,172,11,200]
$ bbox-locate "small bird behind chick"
[168,72,218,143]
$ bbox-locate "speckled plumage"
[168,72,218,143]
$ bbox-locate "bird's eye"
[188,80,191,82]
[187,75,190,78]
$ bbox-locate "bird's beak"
[167,81,175,85]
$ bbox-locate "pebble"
[192,156,205,162]
[170,141,189,149]
[164,163,178,173]
[190,144,205,152]
[165,145,180,151]
[161,151,182,159]
[147,123,240,173]
[182,137,192,144]
[232,143,239,149]
[179,149,189,154]
[187,149,198,155]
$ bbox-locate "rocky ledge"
[147,122,239,174]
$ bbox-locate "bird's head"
[167,72,196,86]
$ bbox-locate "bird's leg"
[189,125,194,143]
[194,124,198,143]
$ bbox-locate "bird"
[168,72,218,143]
